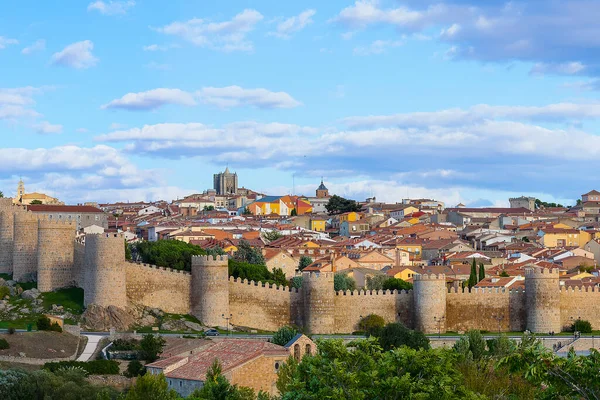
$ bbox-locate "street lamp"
[492,314,504,335]
[434,316,445,339]
[222,313,233,336]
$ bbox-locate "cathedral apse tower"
[213,167,238,195]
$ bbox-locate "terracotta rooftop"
[27,204,104,213]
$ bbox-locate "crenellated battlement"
[302,271,335,280]
[192,255,229,267]
[414,273,445,281]
[228,276,298,293]
[560,285,600,293]
[128,261,191,276]
[335,289,412,296]
[525,266,560,277]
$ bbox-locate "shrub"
[112,338,140,351]
[0,286,10,299]
[334,274,356,292]
[272,326,299,346]
[124,360,146,378]
[43,360,120,375]
[37,315,51,331]
[139,334,166,362]
[0,338,9,350]
[290,276,303,289]
[358,314,385,336]
[7,327,15,335]
[453,330,487,361]
[572,319,592,334]
[50,322,63,333]
[374,323,430,351]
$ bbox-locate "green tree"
[124,373,179,400]
[373,323,430,351]
[290,208,297,216]
[572,319,592,333]
[382,277,413,291]
[334,273,356,291]
[272,326,299,346]
[467,258,478,289]
[242,207,252,216]
[358,314,385,336]
[365,274,388,290]
[271,268,288,287]
[30,199,43,205]
[499,270,509,277]
[189,359,255,400]
[276,338,475,399]
[298,256,313,271]
[139,334,166,362]
[203,205,215,212]
[234,240,265,265]
[124,360,146,378]
[133,240,206,271]
[0,338,9,350]
[325,195,362,215]
[262,230,283,243]
[478,263,485,282]
[453,330,487,361]
[125,240,132,261]
[0,191,3,198]
[290,276,303,289]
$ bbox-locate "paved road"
[76,334,102,361]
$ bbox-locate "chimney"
[330,252,336,273]
[395,248,401,267]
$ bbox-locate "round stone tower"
[12,211,39,282]
[302,271,335,334]
[191,255,230,327]
[413,273,447,334]
[37,219,76,292]
[525,266,560,333]
[83,234,127,308]
[0,198,15,274]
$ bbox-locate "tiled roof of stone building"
[149,339,289,381]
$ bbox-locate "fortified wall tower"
[83,234,127,308]
[191,255,230,327]
[37,219,76,292]
[12,211,39,282]
[525,266,561,333]
[0,198,15,274]
[302,271,335,334]
[413,273,447,334]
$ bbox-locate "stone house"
[147,337,316,397]
[27,204,108,230]
[264,249,298,278]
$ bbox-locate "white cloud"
[197,86,301,109]
[0,87,48,121]
[353,39,404,55]
[87,1,135,16]
[34,121,63,134]
[51,40,98,69]
[76,128,89,133]
[142,44,178,51]
[21,39,46,55]
[270,9,316,39]
[0,37,18,49]
[530,62,586,76]
[156,9,263,52]
[331,0,445,29]
[101,88,196,111]
[440,23,461,38]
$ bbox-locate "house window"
[294,344,300,361]
[305,344,312,356]
[274,362,281,371]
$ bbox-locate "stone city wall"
[125,263,191,314]
[0,198,17,274]
[334,290,413,334]
[228,277,300,332]
[12,211,39,282]
[560,286,600,332]
[446,288,523,333]
[37,219,76,292]
[83,234,127,308]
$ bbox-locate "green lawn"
[0,273,12,281]
[41,288,84,314]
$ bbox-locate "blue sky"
[1,0,600,206]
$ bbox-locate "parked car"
[205,329,220,336]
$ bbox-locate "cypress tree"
[478,263,485,282]
[468,258,477,289]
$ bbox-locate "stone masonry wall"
[73,240,86,286]
[446,288,513,333]
[125,263,191,314]
[12,212,39,281]
[83,234,127,308]
[334,290,413,334]
[560,287,600,331]
[37,220,76,292]
[228,278,296,332]
[0,198,17,274]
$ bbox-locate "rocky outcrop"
[81,304,136,331]
[21,288,41,300]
